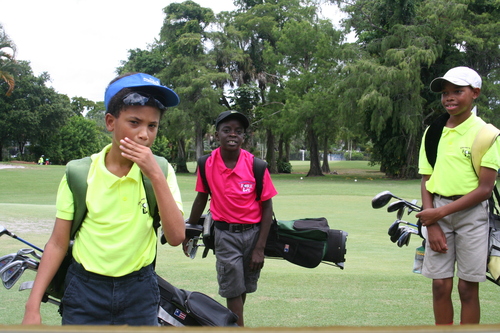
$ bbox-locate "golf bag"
[264,217,347,269]
[157,276,238,327]
[487,186,500,286]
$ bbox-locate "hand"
[415,207,441,227]
[22,309,42,325]
[182,238,191,257]
[426,224,448,253]
[249,248,265,271]
[119,137,157,178]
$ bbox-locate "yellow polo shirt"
[56,144,183,277]
[419,113,500,196]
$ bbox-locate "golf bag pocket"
[270,235,324,268]
[488,229,500,283]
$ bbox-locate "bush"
[277,159,292,173]
[344,151,364,161]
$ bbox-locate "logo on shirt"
[139,197,148,215]
[461,146,472,160]
[239,181,255,193]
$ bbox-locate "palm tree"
[0,24,17,96]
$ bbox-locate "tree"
[332,0,500,178]
[0,24,17,96]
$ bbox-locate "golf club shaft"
[11,236,44,253]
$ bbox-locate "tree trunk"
[195,124,204,161]
[265,128,278,174]
[175,138,190,173]
[306,121,323,177]
[321,135,330,174]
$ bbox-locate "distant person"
[416,66,500,325]
[185,110,278,326]
[22,73,185,326]
[38,156,44,165]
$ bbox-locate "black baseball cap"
[215,110,249,130]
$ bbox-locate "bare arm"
[23,218,71,325]
[120,137,185,246]
[250,199,273,271]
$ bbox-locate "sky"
[1,0,344,103]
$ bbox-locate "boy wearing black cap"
[23,73,185,326]
[186,110,277,326]
[416,67,500,324]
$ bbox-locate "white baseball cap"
[430,66,482,92]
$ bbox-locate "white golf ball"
[354,179,357,182]
[300,177,303,180]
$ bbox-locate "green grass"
[0,161,499,327]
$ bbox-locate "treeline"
[1,0,499,178]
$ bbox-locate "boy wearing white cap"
[416,67,500,324]
[23,73,185,325]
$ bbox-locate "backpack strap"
[198,154,211,195]
[143,155,169,232]
[198,153,267,201]
[66,157,92,240]
[66,154,169,239]
[253,157,268,201]
[424,113,449,168]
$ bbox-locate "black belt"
[434,194,463,201]
[214,221,259,233]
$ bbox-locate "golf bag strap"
[66,155,168,239]
[197,153,267,201]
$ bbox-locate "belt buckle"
[229,224,242,233]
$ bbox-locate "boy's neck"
[220,148,241,169]
[105,144,134,177]
[446,109,473,128]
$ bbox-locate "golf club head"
[390,226,404,243]
[397,231,411,247]
[0,253,16,271]
[19,280,34,291]
[17,248,42,260]
[387,200,406,213]
[0,225,8,236]
[372,191,393,209]
[388,220,400,237]
[1,260,26,289]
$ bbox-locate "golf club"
[372,191,422,212]
[0,225,44,253]
[0,253,17,272]
[17,248,42,260]
[396,226,419,248]
[1,260,26,289]
[388,220,419,237]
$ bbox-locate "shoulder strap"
[471,123,500,176]
[66,157,92,240]
[253,157,268,201]
[198,154,212,195]
[143,155,169,232]
[424,113,450,168]
[67,155,169,239]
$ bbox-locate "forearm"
[254,199,273,251]
[150,172,185,246]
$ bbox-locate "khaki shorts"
[422,197,489,282]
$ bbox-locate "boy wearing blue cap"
[23,73,185,326]
[416,67,500,325]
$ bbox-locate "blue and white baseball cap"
[104,73,180,111]
[430,66,482,92]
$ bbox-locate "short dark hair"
[105,73,167,118]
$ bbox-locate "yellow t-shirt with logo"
[56,144,183,277]
[419,113,500,196]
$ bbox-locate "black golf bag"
[264,217,348,269]
[157,276,238,327]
